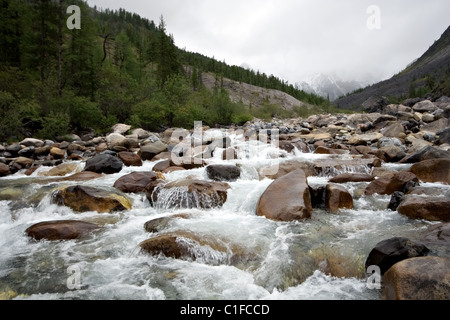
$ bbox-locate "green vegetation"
[0,0,330,142]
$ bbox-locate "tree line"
[0,0,328,142]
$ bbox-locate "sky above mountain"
[86,0,450,86]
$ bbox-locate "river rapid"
[0,129,447,300]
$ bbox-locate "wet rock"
[49,147,65,159]
[0,163,10,177]
[25,220,102,241]
[257,169,312,222]
[144,214,190,233]
[419,223,450,250]
[365,237,429,275]
[364,171,419,196]
[387,191,405,211]
[409,158,450,184]
[397,196,450,222]
[18,146,35,158]
[147,179,230,209]
[113,171,159,193]
[206,164,241,182]
[59,171,103,182]
[118,151,142,167]
[13,157,34,168]
[259,159,315,180]
[83,154,123,174]
[347,132,383,145]
[152,159,171,172]
[401,145,450,163]
[38,163,80,177]
[52,185,132,213]
[325,183,353,213]
[139,141,168,161]
[329,173,374,183]
[382,256,450,300]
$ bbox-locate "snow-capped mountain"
[297,73,372,101]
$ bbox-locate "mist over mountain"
[334,25,450,110]
[296,73,377,102]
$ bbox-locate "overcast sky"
[86,0,450,85]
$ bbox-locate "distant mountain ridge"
[297,73,372,102]
[334,25,450,110]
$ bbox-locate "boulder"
[118,151,143,167]
[113,171,159,193]
[256,169,312,222]
[365,237,429,275]
[206,164,241,182]
[147,179,230,209]
[329,173,374,183]
[347,132,383,145]
[52,185,132,213]
[38,163,80,177]
[152,159,171,172]
[364,171,419,196]
[110,123,131,135]
[401,145,450,163]
[139,141,168,161]
[412,100,438,113]
[0,163,10,177]
[144,214,190,233]
[26,220,102,241]
[382,256,450,300]
[397,196,450,222]
[419,223,450,250]
[83,154,123,174]
[409,158,450,184]
[259,159,315,180]
[362,96,389,114]
[19,138,44,148]
[325,183,353,213]
[59,171,103,182]
[106,133,128,148]
[50,147,65,159]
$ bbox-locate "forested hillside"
[0,0,328,142]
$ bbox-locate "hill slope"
[334,25,450,110]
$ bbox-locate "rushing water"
[0,130,448,300]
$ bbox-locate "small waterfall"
[151,186,226,210]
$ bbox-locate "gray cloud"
[87,0,450,85]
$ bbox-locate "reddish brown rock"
[409,158,450,184]
[325,183,353,213]
[364,171,419,196]
[118,151,143,167]
[383,256,450,300]
[26,220,102,241]
[113,171,159,193]
[329,173,374,183]
[397,196,450,222]
[257,169,312,222]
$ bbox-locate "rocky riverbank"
[1,96,450,300]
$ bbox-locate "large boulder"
[409,158,450,184]
[362,96,389,114]
[256,169,312,222]
[52,185,132,213]
[400,146,450,163]
[325,183,353,213]
[83,154,123,174]
[259,159,315,180]
[118,151,143,167]
[147,179,230,209]
[206,164,241,182]
[382,256,450,300]
[364,171,419,196]
[397,196,450,222]
[26,220,102,241]
[139,141,168,161]
[365,237,429,275]
[113,171,160,193]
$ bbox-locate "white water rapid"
[0,129,447,300]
